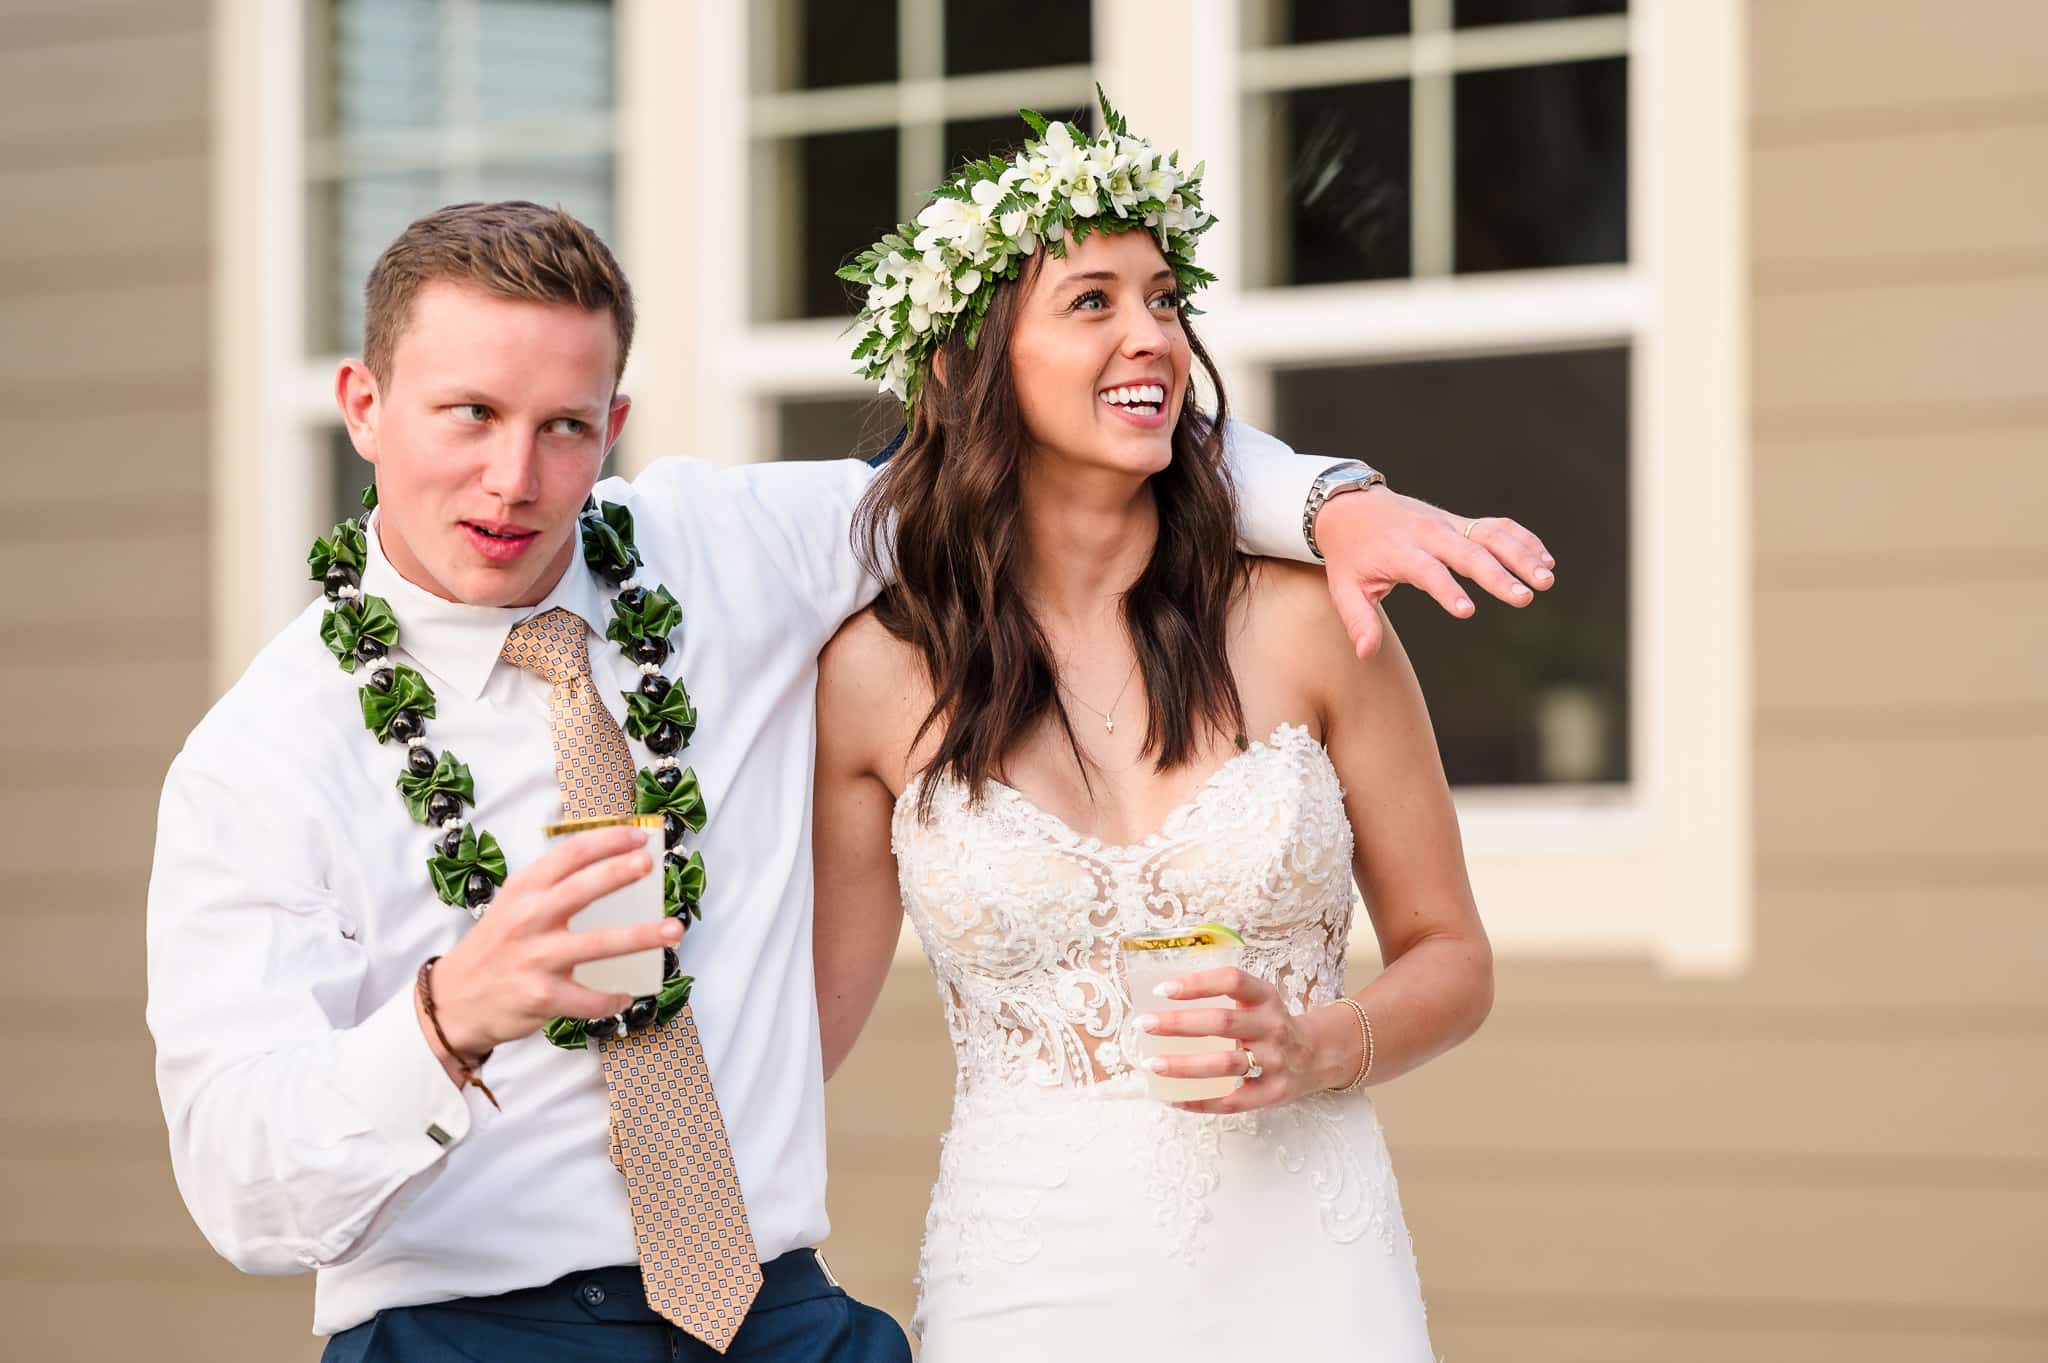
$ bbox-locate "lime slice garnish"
[1193,922,1245,945]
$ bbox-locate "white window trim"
[215,0,1748,974]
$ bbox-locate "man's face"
[336,280,630,607]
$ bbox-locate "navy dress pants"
[321,1251,911,1363]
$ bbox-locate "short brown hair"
[362,200,635,383]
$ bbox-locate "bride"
[812,94,1495,1358]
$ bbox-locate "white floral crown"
[840,86,1216,411]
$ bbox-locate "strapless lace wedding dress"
[891,724,1435,1360]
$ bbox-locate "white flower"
[1041,121,1087,185]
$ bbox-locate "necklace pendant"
[1105,717,1115,733]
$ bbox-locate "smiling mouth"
[1099,383,1167,417]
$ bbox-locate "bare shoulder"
[1241,556,1407,709]
[816,608,930,786]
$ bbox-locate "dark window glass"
[1273,347,1629,787]
[761,127,899,321]
[943,0,1091,76]
[1455,57,1626,273]
[331,426,375,529]
[944,106,1089,170]
[794,0,897,88]
[1244,0,1410,44]
[1455,0,1625,27]
[1256,81,1411,285]
[775,395,902,463]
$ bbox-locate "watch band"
[1302,461,1388,561]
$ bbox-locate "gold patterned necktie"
[500,607,763,1352]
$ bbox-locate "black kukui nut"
[586,1013,623,1038]
[637,673,671,702]
[438,825,464,858]
[662,812,686,849]
[624,997,660,1031]
[388,709,425,743]
[629,634,669,667]
[368,666,396,693]
[616,585,648,613]
[653,766,682,792]
[406,745,436,777]
[323,562,361,597]
[462,870,495,908]
[595,558,633,587]
[427,790,464,825]
[354,634,389,663]
[646,721,683,756]
[662,946,681,979]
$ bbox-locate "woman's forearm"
[1306,928,1494,1091]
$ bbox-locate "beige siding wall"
[0,2,318,1357]
[824,3,2048,1358]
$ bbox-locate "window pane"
[943,0,1090,76]
[314,156,615,355]
[1272,348,1629,787]
[757,127,900,321]
[793,0,897,89]
[1455,0,1625,28]
[1246,81,1411,287]
[318,0,613,135]
[330,426,375,529]
[1455,57,1626,273]
[775,395,901,463]
[1242,0,1410,44]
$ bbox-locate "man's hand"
[1315,487,1556,657]
[418,826,682,1069]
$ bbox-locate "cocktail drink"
[1120,924,1245,1102]
[543,813,665,998]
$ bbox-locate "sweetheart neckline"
[896,721,1326,856]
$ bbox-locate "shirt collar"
[359,513,615,701]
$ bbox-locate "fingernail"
[1144,1057,1168,1074]
[1543,553,1556,568]
[1512,584,1531,600]
[1534,568,1553,585]
[1457,598,1474,614]
[1135,1013,1159,1032]
[1152,981,1181,999]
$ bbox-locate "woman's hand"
[1137,967,1355,1114]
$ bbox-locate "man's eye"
[452,404,489,423]
[544,418,587,436]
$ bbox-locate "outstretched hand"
[1315,487,1556,657]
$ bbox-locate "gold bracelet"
[1330,997,1374,1093]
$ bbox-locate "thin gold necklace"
[1056,656,1139,734]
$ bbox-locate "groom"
[146,201,1551,1361]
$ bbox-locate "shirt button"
[580,1282,607,1307]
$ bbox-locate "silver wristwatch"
[1302,461,1388,561]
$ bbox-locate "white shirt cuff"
[1223,419,1329,563]
[330,979,474,1162]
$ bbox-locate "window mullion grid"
[1410,0,1454,278]
[898,0,944,218]
[442,0,483,203]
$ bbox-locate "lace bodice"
[891,723,1355,1096]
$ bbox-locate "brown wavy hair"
[854,251,1250,818]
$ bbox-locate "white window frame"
[215,0,1748,972]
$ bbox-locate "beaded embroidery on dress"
[892,723,1436,1360]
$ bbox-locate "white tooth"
[1147,385,1164,403]
[1114,387,1133,405]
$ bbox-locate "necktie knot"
[501,607,593,686]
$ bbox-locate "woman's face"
[1006,229,1191,481]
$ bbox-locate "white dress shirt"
[147,429,1326,1335]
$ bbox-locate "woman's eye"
[1150,290,1183,311]
[1070,288,1108,311]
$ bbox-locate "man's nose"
[479,431,541,502]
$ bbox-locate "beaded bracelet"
[417,956,500,1111]
[1330,996,1375,1094]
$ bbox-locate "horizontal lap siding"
[0,5,317,1360]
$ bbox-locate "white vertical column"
[1410,0,1454,277]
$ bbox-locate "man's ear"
[603,391,633,455]
[335,359,382,465]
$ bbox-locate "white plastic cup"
[1120,926,1243,1102]
[542,813,665,999]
